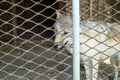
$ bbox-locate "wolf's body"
[54,12,120,80]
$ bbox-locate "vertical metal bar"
[72,0,80,80]
[90,0,93,19]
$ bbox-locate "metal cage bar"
[72,0,80,80]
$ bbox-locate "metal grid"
[0,0,72,80]
[0,0,120,80]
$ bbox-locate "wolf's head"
[54,12,73,51]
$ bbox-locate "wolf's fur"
[54,12,120,80]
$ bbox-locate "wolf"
[54,12,120,80]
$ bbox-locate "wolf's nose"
[54,44,58,49]
[54,44,61,51]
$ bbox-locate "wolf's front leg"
[84,57,92,80]
[84,55,99,80]
[118,53,120,68]
[84,50,100,80]
[92,58,99,80]
[84,59,99,80]
[110,58,118,80]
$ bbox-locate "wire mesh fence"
[0,0,120,80]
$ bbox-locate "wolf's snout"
[54,44,58,50]
[54,44,61,51]
[54,43,64,51]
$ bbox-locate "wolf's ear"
[56,12,63,19]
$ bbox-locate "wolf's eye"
[64,31,68,35]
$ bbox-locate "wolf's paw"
[103,59,111,64]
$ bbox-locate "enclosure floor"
[0,41,74,80]
[0,41,119,80]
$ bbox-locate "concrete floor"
[0,40,118,80]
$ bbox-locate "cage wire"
[0,0,120,80]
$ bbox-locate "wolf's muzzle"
[54,41,68,51]
[54,44,64,51]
